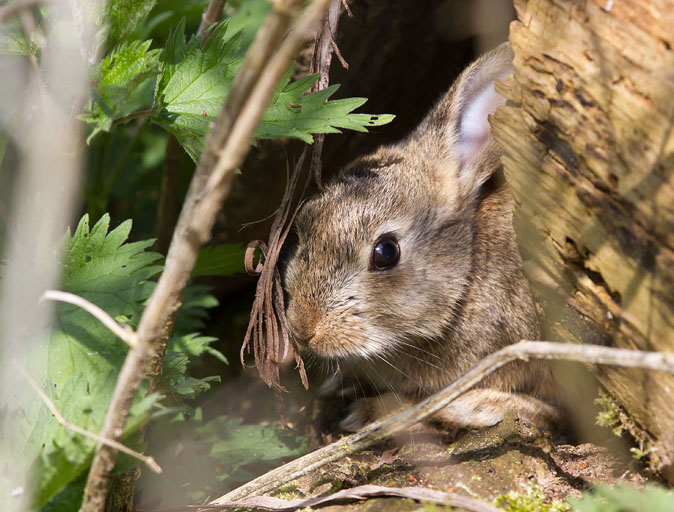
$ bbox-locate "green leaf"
[173,282,219,334]
[224,0,270,56]
[161,353,221,400]
[106,0,158,49]
[192,244,247,277]
[81,40,161,142]
[168,332,227,364]
[152,21,394,161]
[569,484,674,512]
[152,19,242,161]
[256,70,395,143]
[3,214,163,507]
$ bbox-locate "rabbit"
[283,42,562,432]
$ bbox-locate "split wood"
[211,341,674,505]
[78,1,332,511]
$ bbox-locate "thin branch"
[211,341,674,504]
[308,0,343,189]
[41,290,137,348]
[154,136,183,255]
[78,1,332,511]
[197,0,226,38]
[0,0,51,24]
[187,484,502,512]
[111,108,153,127]
[13,361,161,473]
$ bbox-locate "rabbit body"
[284,43,560,430]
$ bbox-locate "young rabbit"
[284,43,561,431]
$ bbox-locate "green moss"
[415,502,455,512]
[271,481,302,499]
[494,484,570,512]
[594,389,624,436]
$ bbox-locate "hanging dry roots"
[240,0,347,424]
[241,151,309,425]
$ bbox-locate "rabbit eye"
[371,237,400,271]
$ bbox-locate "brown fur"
[284,43,561,430]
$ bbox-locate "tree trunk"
[492,0,674,480]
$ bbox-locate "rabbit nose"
[287,302,319,346]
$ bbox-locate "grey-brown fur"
[284,43,561,430]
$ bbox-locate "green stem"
[111,109,153,127]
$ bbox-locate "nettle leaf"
[152,19,242,161]
[257,71,395,143]
[204,416,307,484]
[81,40,161,142]
[152,19,394,161]
[192,244,246,277]
[5,214,164,507]
[106,0,158,49]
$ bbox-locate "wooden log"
[491,0,674,480]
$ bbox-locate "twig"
[308,0,343,189]
[211,341,674,504]
[239,0,348,410]
[197,0,226,38]
[154,136,183,255]
[12,361,161,473]
[188,484,502,512]
[111,108,153,127]
[0,0,51,23]
[41,290,137,348]
[78,1,332,511]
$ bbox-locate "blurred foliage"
[138,408,306,507]
[0,0,394,510]
[570,484,674,512]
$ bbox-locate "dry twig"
[309,0,346,189]
[41,290,137,348]
[240,0,349,422]
[78,1,332,511]
[212,341,674,504]
[0,0,50,23]
[190,484,502,512]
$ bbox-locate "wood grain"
[491,0,674,480]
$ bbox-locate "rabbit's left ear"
[419,42,513,195]
[454,43,513,174]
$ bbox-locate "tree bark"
[492,0,674,480]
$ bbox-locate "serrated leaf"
[152,21,394,161]
[192,244,246,277]
[152,19,242,161]
[3,213,163,507]
[106,0,158,49]
[81,40,161,142]
[257,73,395,143]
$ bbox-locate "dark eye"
[371,237,400,270]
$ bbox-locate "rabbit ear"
[420,43,513,196]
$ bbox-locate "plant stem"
[111,109,153,127]
[197,0,227,38]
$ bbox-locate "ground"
[271,403,647,511]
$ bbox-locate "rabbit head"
[284,43,523,370]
